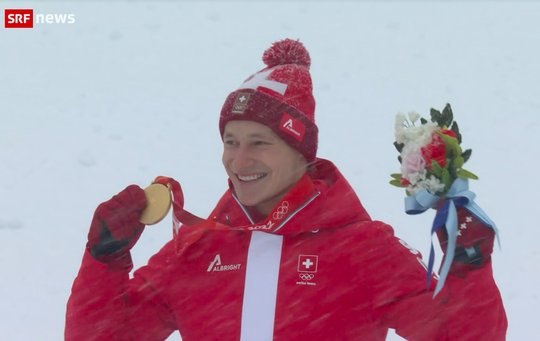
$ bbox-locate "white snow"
[1,1,538,340]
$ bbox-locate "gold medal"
[140,183,172,225]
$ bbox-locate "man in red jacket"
[66,39,507,340]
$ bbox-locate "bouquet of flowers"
[390,103,477,196]
[390,104,498,296]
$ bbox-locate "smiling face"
[222,120,308,215]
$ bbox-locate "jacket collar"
[174,159,372,255]
[227,158,372,235]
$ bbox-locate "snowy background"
[1,1,539,340]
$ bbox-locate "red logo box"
[280,112,306,142]
[5,9,34,28]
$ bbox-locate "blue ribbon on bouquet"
[404,178,499,297]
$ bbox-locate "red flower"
[441,129,457,138]
[421,134,447,169]
[400,178,411,186]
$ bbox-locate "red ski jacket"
[66,159,507,340]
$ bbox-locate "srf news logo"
[4,9,76,28]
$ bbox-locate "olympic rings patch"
[272,201,290,220]
[299,273,315,281]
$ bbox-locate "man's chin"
[236,196,261,208]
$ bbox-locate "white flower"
[415,175,445,195]
[394,112,438,150]
[407,170,426,185]
[395,112,407,130]
[404,170,446,196]
[408,111,420,123]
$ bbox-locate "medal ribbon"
[152,175,319,254]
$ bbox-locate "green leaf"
[420,117,428,125]
[398,155,402,164]
[450,121,462,144]
[457,168,479,180]
[390,173,402,180]
[430,108,442,125]
[389,179,406,187]
[431,160,443,177]
[393,141,404,153]
[438,132,461,159]
[462,149,472,163]
[454,156,464,169]
[441,168,451,189]
[442,103,454,127]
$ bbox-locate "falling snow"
[1,1,539,340]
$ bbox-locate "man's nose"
[232,145,255,170]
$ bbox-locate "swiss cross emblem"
[297,255,318,273]
[231,92,251,114]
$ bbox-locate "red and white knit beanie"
[219,39,318,161]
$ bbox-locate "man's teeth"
[237,174,266,182]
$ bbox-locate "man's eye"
[224,140,237,146]
[254,140,270,146]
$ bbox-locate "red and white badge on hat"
[280,113,305,142]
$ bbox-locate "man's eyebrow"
[247,133,273,139]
